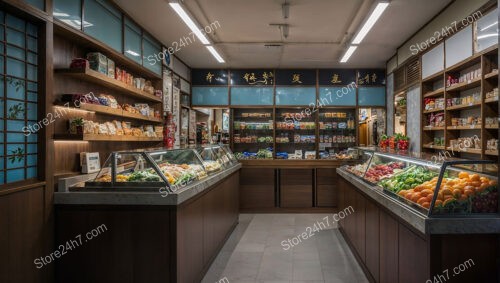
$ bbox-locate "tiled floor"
[202,214,369,283]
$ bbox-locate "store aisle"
[202,214,369,283]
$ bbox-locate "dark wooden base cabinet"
[55,171,239,283]
[239,160,354,212]
[337,174,500,283]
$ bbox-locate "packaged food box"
[87,52,108,75]
[107,58,115,79]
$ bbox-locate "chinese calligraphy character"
[331,74,342,84]
[243,73,250,82]
[292,74,302,84]
[249,72,257,82]
[206,72,214,83]
[371,73,377,83]
[262,72,269,84]
[364,74,370,84]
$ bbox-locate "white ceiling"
[114,0,453,69]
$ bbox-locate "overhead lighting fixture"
[351,1,389,44]
[206,46,225,63]
[340,45,358,63]
[126,50,140,57]
[477,33,498,39]
[480,21,498,32]
[169,1,210,45]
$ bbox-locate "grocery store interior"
[1,0,499,282]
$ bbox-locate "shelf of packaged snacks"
[445,102,481,111]
[55,68,162,102]
[446,125,482,130]
[422,144,445,150]
[423,108,444,114]
[485,97,499,104]
[445,77,481,92]
[485,150,499,156]
[71,103,163,123]
[423,88,445,98]
[423,126,445,131]
[445,147,482,154]
[234,142,274,145]
[484,70,498,79]
[54,134,162,142]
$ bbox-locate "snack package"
[106,122,116,135]
[106,95,118,109]
[86,52,107,75]
[98,123,109,135]
[107,58,115,79]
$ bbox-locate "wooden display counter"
[336,168,500,283]
[239,159,358,212]
[54,165,240,283]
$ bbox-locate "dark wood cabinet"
[364,200,380,282]
[354,192,366,259]
[316,168,337,207]
[239,168,275,209]
[398,223,428,283]
[379,210,399,283]
[280,169,313,208]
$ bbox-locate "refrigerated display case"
[342,148,498,217]
[197,144,236,174]
[85,148,210,191]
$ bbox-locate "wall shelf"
[485,150,498,156]
[484,70,498,79]
[422,145,445,150]
[423,88,445,98]
[54,134,162,142]
[445,102,481,111]
[423,127,445,131]
[423,108,444,114]
[485,97,498,104]
[445,147,482,154]
[446,125,482,130]
[445,77,481,92]
[55,68,162,103]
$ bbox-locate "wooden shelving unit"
[55,68,162,102]
[54,134,162,142]
[421,45,498,160]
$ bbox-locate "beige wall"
[396,0,490,66]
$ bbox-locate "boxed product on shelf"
[304,151,316,159]
[69,58,89,69]
[426,113,445,127]
[451,116,481,127]
[486,117,499,127]
[486,88,499,99]
[424,98,445,111]
[450,137,481,150]
[433,137,445,146]
[87,52,108,75]
[487,139,498,151]
[107,58,115,79]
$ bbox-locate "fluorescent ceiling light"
[169,2,210,45]
[480,21,498,32]
[351,2,389,44]
[126,50,140,57]
[206,46,225,63]
[477,33,498,39]
[340,45,358,63]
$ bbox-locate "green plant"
[9,147,25,164]
[71,117,84,126]
[8,103,25,119]
[6,77,25,92]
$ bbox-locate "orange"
[414,185,424,192]
[421,189,433,197]
[437,191,444,201]
[441,188,452,195]
[458,172,469,179]
[398,190,407,197]
[470,174,480,181]
[417,197,428,205]
[490,180,498,186]
[435,200,443,207]
[422,202,430,209]
[452,189,462,198]
[463,189,474,197]
[470,181,481,188]
[411,192,422,202]
[426,194,434,202]
[459,195,468,201]
[405,193,413,200]
[443,194,453,200]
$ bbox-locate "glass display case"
[343,149,498,216]
[87,148,209,191]
[232,108,274,160]
[197,144,235,174]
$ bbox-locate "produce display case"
[343,149,498,217]
[220,143,238,164]
[84,148,210,192]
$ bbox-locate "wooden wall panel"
[316,168,337,207]
[240,168,275,209]
[354,192,366,260]
[0,187,46,283]
[280,169,313,208]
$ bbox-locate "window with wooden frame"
[1,11,39,185]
